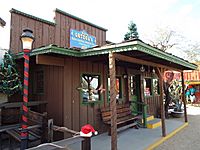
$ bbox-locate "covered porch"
[13,39,197,149]
[28,118,187,150]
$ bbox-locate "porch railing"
[130,100,148,128]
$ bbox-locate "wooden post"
[157,68,166,137]
[109,52,117,150]
[140,74,144,103]
[142,104,147,128]
[82,137,91,150]
[181,71,188,122]
[48,119,54,142]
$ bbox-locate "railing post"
[82,137,91,150]
[143,104,147,128]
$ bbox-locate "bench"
[6,109,47,148]
[100,104,139,135]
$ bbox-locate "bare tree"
[183,42,200,62]
[148,27,200,63]
[149,27,181,51]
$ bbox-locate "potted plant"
[169,80,184,118]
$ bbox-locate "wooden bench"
[6,109,47,148]
[100,104,139,135]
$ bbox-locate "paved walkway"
[65,118,185,150]
[27,106,198,150]
[154,105,200,150]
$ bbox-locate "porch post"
[157,68,166,137]
[109,52,117,150]
[181,71,188,122]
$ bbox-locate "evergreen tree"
[124,21,139,40]
[0,52,22,96]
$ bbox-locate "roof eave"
[14,41,197,70]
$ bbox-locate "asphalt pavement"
[154,105,200,150]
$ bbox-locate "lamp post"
[20,28,34,150]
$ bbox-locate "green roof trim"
[135,41,197,70]
[14,41,197,70]
[10,8,56,26]
[55,8,108,31]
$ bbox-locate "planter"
[0,93,8,125]
[0,93,8,104]
[171,110,184,118]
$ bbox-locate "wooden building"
[173,63,200,102]
[9,8,197,140]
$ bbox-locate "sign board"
[70,29,96,49]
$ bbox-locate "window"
[130,75,136,96]
[108,77,122,100]
[34,71,44,94]
[81,74,101,103]
[144,78,152,96]
[153,79,159,95]
[144,78,160,96]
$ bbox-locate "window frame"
[107,76,123,102]
[80,73,103,104]
[33,70,44,95]
[144,77,160,97]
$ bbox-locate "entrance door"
[130,74,141,115]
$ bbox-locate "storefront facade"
[9,8,197,140]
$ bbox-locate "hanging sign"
[70,29,96,49]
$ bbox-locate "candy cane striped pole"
[21,50,30,150]
[20,28,34,150]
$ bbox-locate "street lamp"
[20,28,34,150]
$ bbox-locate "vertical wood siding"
[143,72,161,117]
[10,13,55,54]
[62,58,108,132]
[55,12,106,47]
[27,57,162,134]
[10,10,106,53]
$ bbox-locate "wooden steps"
[147,118,161,129]
[139,115,161,129]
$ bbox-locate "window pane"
[153,79,159,95]
[35,71,44,94]
[130,75,136,96]
[82,74,100,102]
[108,77,122,100]
[144,78,152,96]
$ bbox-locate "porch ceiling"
[14,39,197,71]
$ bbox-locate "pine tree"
[0,52,22,96]
[124,21,139,40]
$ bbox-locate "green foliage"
[169,80,183,112]
[124,21,139,40]
[0,52,22,96]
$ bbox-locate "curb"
[146,122,188,150]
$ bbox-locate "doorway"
[130,74,141,115]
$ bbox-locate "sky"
[0,0,200,59]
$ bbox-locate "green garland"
[0,52,22,96]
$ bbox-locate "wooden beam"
[181,71,188,122]
[109,52,117,150]
[114,53,182,72]
[156,67,166,137]
[36,55,64,66]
